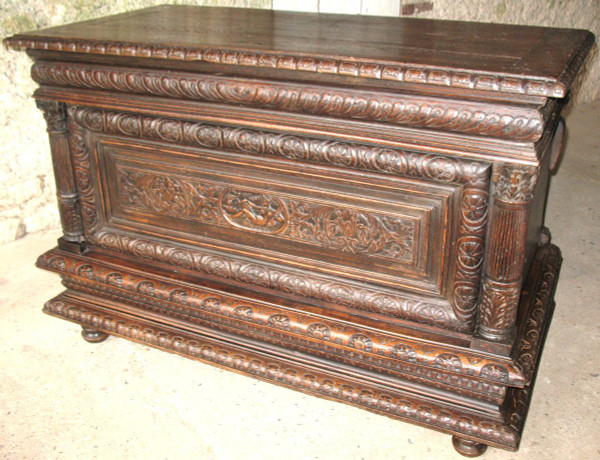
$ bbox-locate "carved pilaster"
[475,164,538,352]
[36,100,83,243]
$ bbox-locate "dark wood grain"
[4,5,594,97]
[5,6,593,457]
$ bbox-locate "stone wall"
[1,0,598,244]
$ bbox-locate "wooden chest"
[4,6,594,456]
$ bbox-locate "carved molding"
[119,167,415,262]
[62,279,509,401]
[33,62,545,141]
[507,244,562,434]
[453,187,488,325]
[70,107,490,186]
[553,31,597,99]
[513,244,562,382]
[40,240,561,449]
[68,122,100,235]
[37,248,526,388]
[8,34,583,99]
[88,229,457,330]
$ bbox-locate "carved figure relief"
[220,189,287,233]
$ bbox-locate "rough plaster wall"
[1,0,598,244]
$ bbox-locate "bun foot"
[452,436,488,457]
[81,327,109,343]
[538,226,551,247]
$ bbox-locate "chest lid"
[4,5,594,99]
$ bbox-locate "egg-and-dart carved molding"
[69,107,489,326]
[8,34,588,99]
[36,248,525,391]
[32,61,545,141]
[44,292,525,449]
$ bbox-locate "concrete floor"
[1,102,599,460]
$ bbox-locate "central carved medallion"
[219,189,287,233]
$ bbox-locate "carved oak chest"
[4,6,594,456]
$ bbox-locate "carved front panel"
[66,107,493,331]
[98,139,448,292]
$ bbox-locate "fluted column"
[475,163,538,353]
[36,100,84,243]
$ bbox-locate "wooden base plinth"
[38,243,561,455]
